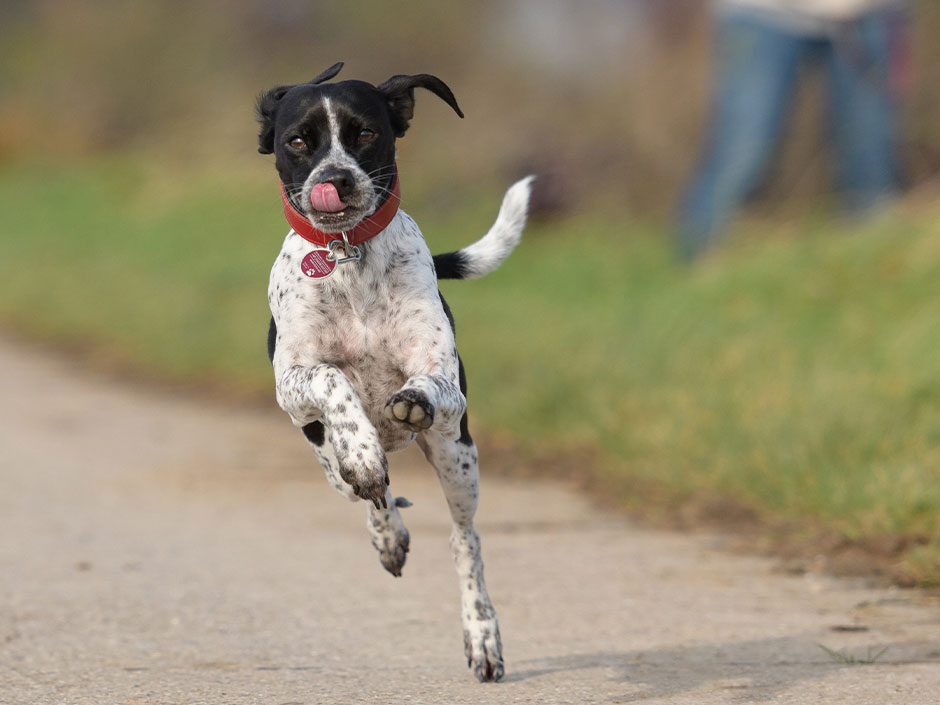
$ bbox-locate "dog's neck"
[280,166,401,248]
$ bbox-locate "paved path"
[1,336,938,704]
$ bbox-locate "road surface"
[1,336,938,704]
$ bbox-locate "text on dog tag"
[300,250,336,279]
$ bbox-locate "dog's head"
[257,62,463,233]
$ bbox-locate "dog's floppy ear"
[309,61,344,85]
[256,84,292,154]
[377,74,464,137]
[256,63,345,154]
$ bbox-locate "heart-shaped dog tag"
[300,249,336,279]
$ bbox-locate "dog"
[257,62,533,682]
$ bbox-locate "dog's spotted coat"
[258,63,532,682]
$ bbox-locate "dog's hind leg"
[302,421,411,578]
[417,429,503,682]
[302,421,412,576]
[366,493,412,577]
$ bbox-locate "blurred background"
[2,0,939,584]
[4,0,940,212]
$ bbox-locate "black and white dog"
[257,62,532,682]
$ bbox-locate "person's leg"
[677,12,806,259]
[825,10,907,213]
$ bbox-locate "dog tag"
[300,249,336,279]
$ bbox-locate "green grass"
[3,157,939,584]
[817,644,889,665]
[0,158,278,389]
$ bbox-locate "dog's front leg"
[277,363,389,507]
[382,306,466,438]
[384,373,466,440]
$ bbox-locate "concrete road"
[1,336,938,705]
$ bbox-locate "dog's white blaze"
[299,97,377,220]
[319,96,366,180]
[323,97,346,163]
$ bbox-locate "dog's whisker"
[370,183,395,196]
[366,171,397,182]
[365,164,397,175]
[365,163,398,174]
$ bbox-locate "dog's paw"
[384,389,434,432]
[342,463,389,508]
[331,427,389,508]
[368,497,412,577]
[376,523,410,577]
[464,622,503,682]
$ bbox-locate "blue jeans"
[676,9,906,259]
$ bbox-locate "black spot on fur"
[267,317,277,364]
[433,251,470,280]
[457,354,473,445]
[474,599,490,620]
[301,421,325,446]
[438,292,456,334]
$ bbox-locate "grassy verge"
[444,208,940,586]
[2,158,939,585]
[0,158,277,390]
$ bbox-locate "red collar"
[280,167,401,248]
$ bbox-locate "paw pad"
[384,390,434,431]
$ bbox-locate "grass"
[2,156,939,585]
[441,206,940,564]
[817,644,889,665]
[0,158,277,389]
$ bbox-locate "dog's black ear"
[256,84,292,154]
[377,74,464,137]
[309,62,344,85]
[256,64,344,154]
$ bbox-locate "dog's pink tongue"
[310,182,347,212]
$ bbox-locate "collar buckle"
[325,232,362,265]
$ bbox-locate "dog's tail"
[433,176,535,280]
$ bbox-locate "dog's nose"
[319,168,356,199]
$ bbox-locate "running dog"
[258,62,532,682]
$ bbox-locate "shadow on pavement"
[505,635,937,700]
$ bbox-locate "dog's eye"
[288,137,306,150]
[358,129,376,143]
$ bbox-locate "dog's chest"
[269,216,445,449]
